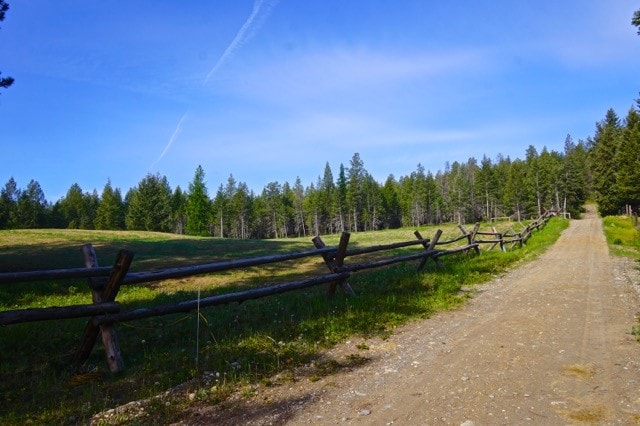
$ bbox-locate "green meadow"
[0,218,567,424]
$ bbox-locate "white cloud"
[211,47,492,103]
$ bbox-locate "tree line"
[1,138,592,238]
[590,106,640,216]
[3,100,640,238]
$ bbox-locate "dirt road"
[187,207,640,425]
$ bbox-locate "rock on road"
[186,206,640,425]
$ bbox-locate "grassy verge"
[601,215,640,342]
[602,215,640,259]
[0,218,567,424]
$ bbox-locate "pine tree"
[58,183,85,228]
[361,173,382,230]
[336,164,348,232]
[95,180,125,230]
[504,159,525,221]
[170,186,188,235]
[615,109,640,212]
[380,174,401,229]
[347,153,366,232]
[292,177,306,237]
[15,180,47,229]
[560,135,588,217]
[125,173,172,232]
[0,177,19,228]
[590,109,622,215]
[263,181,282,238]
[211,184,227,238]
[186,165,211,236]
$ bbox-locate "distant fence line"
[0,211,554,373]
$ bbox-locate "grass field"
[0,218,568,424]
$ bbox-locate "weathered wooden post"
[312,233,355,297]
[414,229,443,271]
[470,223,481,255]
[487,226,505,252]
[74,244,132,373]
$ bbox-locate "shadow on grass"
[0,219,567,423]
[0,261,445,424]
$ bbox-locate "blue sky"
[1,1,639,201]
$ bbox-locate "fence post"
[470,223,481,255]
[415,229,443,270]
[312,233,355,297]
[74,245,133,373]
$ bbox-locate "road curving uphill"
[181,205,640,425]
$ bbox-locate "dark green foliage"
[0,0,13,93]
[590,109,622,215]
[94,180,125,230]
[125,173,172,232]
[171,186,188,235]
[56,183,95,229]
[14,180,48,228]
[380,175,401,229]
[614,109,640,211]
[185,165,210,236]
[0,176,18,228]
[561,135,588,218]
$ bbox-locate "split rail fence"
[0,212,554,373]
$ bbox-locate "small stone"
[359,409,372,416]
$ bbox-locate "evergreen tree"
[336,164,348,232]
[280,182,295,238]
[263,181,283,238]
[292,177,306,237]
[95,180,125,230]
[538,147,563,213]
[380,174,401,229]
[523,145,542,217]
[0,177,19,228]
[170,186,188,235]
[58,183,86,229]
[504,159,525,221]
[230,181,252,239]
[346,153,366,231]
[590,109,622,215]
[561,135,588,217]
[15,180,47,228]
[615,109,640,212]
[125,173,172,232]
[186,165,211,236]
[303,182,320,236]
[361,173,382,230]
[475,155,497,220]
[320,162,336,234]
[211,184,227,238]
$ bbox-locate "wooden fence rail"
[0,211,554,373]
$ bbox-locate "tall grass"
[0,218,567,424]
[602,215,640,258]
[601,215,640,343]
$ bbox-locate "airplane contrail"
[204,0,278,84]
[150,1,278,171]
[149,111,188,171]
